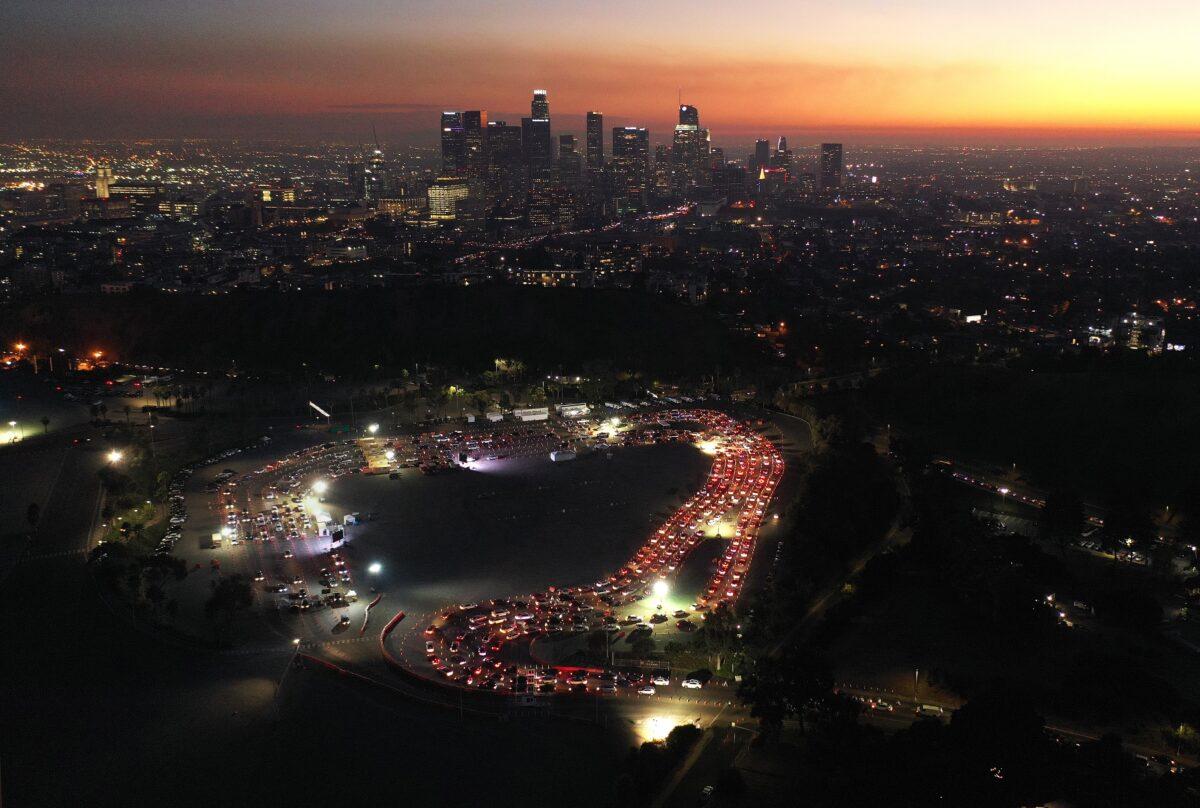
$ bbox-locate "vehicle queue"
[418,409,784,697]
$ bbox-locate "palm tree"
[40,415,49,434]
[123,404,132,424]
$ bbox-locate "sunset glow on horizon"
[3,0,1199,143]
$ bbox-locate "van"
[917,704,945,717]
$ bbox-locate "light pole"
[275,637,302,718]
[653,579,669,613]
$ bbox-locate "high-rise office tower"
[557,134,582,186]
[95,165,113,199]
[427,176,470,220]
[611,126,650,209]
[753,139,770,173]
[441,111,466,176]
[364,146,389,200]
[486,120,524,202]
[671,104,710,194]
[653,143,672,196]
[586,112,604,169]
[522,117,553,183]
[531,89,549,120]
[772,136,793,173]
[819,143,843,190]
[347,161,366,199]
[462,110,488,179]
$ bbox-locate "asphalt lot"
[0,409,812,807]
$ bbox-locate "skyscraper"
[95,165,113,199]
[522,117,553,183]
[486,120,524,202]
[531,89,549,120]
[819,143,843,190]
[462,110,489,179]
[671,104,710,195]
[611,126,650,210]
[752,139,770,173]
[586,111,604,170]
[557,134,582,186]
[364,146,389,200]
[441,111,466,176]
[347,161,366,199]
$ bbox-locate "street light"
[367,423,379,435]
[384,449,396,461]
[313,480,328,495]
[106,449,124,463]
[653,579,669,611]
[368,562,382,575]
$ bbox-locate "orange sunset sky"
[2,0,1199,144]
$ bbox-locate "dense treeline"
[813,470,1195,728]
[1,287,759,379]
[868,358,1200,503]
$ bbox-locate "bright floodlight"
[221,526,234,537]
[368,423,379,434]
[368,562,382,575]
[653,579,669,600]
[107,449,123,463]
[313,480,328,495]
[385,449,396,461]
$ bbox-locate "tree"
[696,602,740,672]
[1102,484,1155,548]
[738,645,833,740]
[205,575,255,627]
[631,634,656,658]
[40,415,49,434]
[1040,487,1084,558]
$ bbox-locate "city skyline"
[3,0,1200,144]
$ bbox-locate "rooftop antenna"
[372,122,381,152]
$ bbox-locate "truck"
[550,450,577,462]
[209,532,223,549]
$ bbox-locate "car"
[337,615,351,625]
[252,570,265,581]
[281,550,294,559]
[651,675,670,686]
[681,678,702,689]
[425,641,436,654]
[637,685,656,695]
